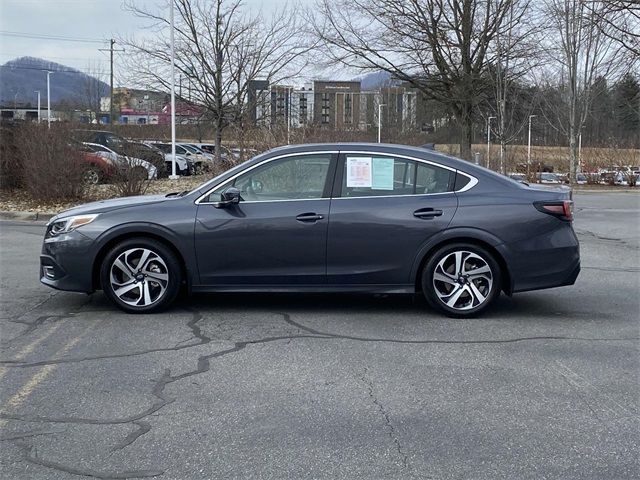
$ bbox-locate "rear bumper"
[504,223,581,293]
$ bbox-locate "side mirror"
[214,186,241,208]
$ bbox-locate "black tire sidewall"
[422,243,501,318]
[100,238,181,313]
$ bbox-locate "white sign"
[346,157,372,187]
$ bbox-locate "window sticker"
[372,157,394,190]
[346,157,372,187]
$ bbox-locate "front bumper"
[40,229,96,293]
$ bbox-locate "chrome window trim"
[195,150,338,204]
[195,149,478,205]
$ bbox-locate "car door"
[326,152,458,287]
[195,152,337,286]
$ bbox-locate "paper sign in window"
[372,157,394,190]
[346,157,372,187]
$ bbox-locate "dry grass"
[436,144,640,172]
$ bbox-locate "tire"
[422,243,501,318]
[83,166,102,185]
[100,238,182,313]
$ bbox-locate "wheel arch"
[412,231,513,295]
[91,227,191,292]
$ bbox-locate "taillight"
[534,200,573,221]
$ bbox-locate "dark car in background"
[40,143,580,317]
[72,130,168,177]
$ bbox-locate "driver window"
[210,154,332,202]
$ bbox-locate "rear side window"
[340,156,452,197]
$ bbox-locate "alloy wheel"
[432,250,493,311]
[109,248,169,307]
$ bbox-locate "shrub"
[14,123,86,201]
[109,155,156,197]
[0,123,23,190]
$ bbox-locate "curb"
[0,211,56,222]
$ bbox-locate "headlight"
[48,214,99,236]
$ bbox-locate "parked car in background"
[508,173,526,183]
[536,172,561,184]
[178,143,214,161]
[41,143,580,317]
[123,142,167,178]
[147,142,196,175]
[82,142,157,180]
[195,143,234,161]
[77,145,116,185]
[575,173,588,185]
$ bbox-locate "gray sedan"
[40,143,580,317]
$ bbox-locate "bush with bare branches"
[14,123,86,201]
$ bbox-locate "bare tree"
[311,0,529,160]
[83,63,108,123]
[542,0,623,181]
[487,0,542,173]
[586,0,640,56]
[121,0,312,161]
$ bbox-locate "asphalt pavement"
[0,192,638,480]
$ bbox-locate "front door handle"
[296,212,324,223]
[413,208,443,219]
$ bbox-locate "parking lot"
[0,191,638,479]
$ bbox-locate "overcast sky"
[0,0,310,84]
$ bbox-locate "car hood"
[51,195,170,221]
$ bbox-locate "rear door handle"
[296,212,324,222]
[413,208,443,219]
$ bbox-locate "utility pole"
[99,39,124,125]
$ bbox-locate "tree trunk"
[215,120,223,164]
[568,130,578,184]
[459,116,473,161]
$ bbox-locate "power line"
[0,30,107,44]
[0,64,110,76]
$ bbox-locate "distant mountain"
[0,57,108,106]
[356,71,393,90]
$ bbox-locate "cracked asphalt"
[0,191,638,480]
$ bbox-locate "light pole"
[527,114,537,178]
[169,0,178,179]
[46,71,52,128]
[35,90,40,123]
[578,130,582,174]
[377,103,386,143]
[486,116,496,168]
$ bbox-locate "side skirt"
[191,284,415,294]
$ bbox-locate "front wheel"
[100,238,181,313]
[422,243,501,318]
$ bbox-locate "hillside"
[0,57,108,106]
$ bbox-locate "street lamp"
[527,114,537,178]
[377,103,386,143]
[46,71,53,128]
[169,0,179,179]
[35,90,40,123]
[486,116,496,168]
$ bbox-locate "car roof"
[263,143,510,180]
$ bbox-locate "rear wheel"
[100,238,181,313]
[422,243,501,318]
